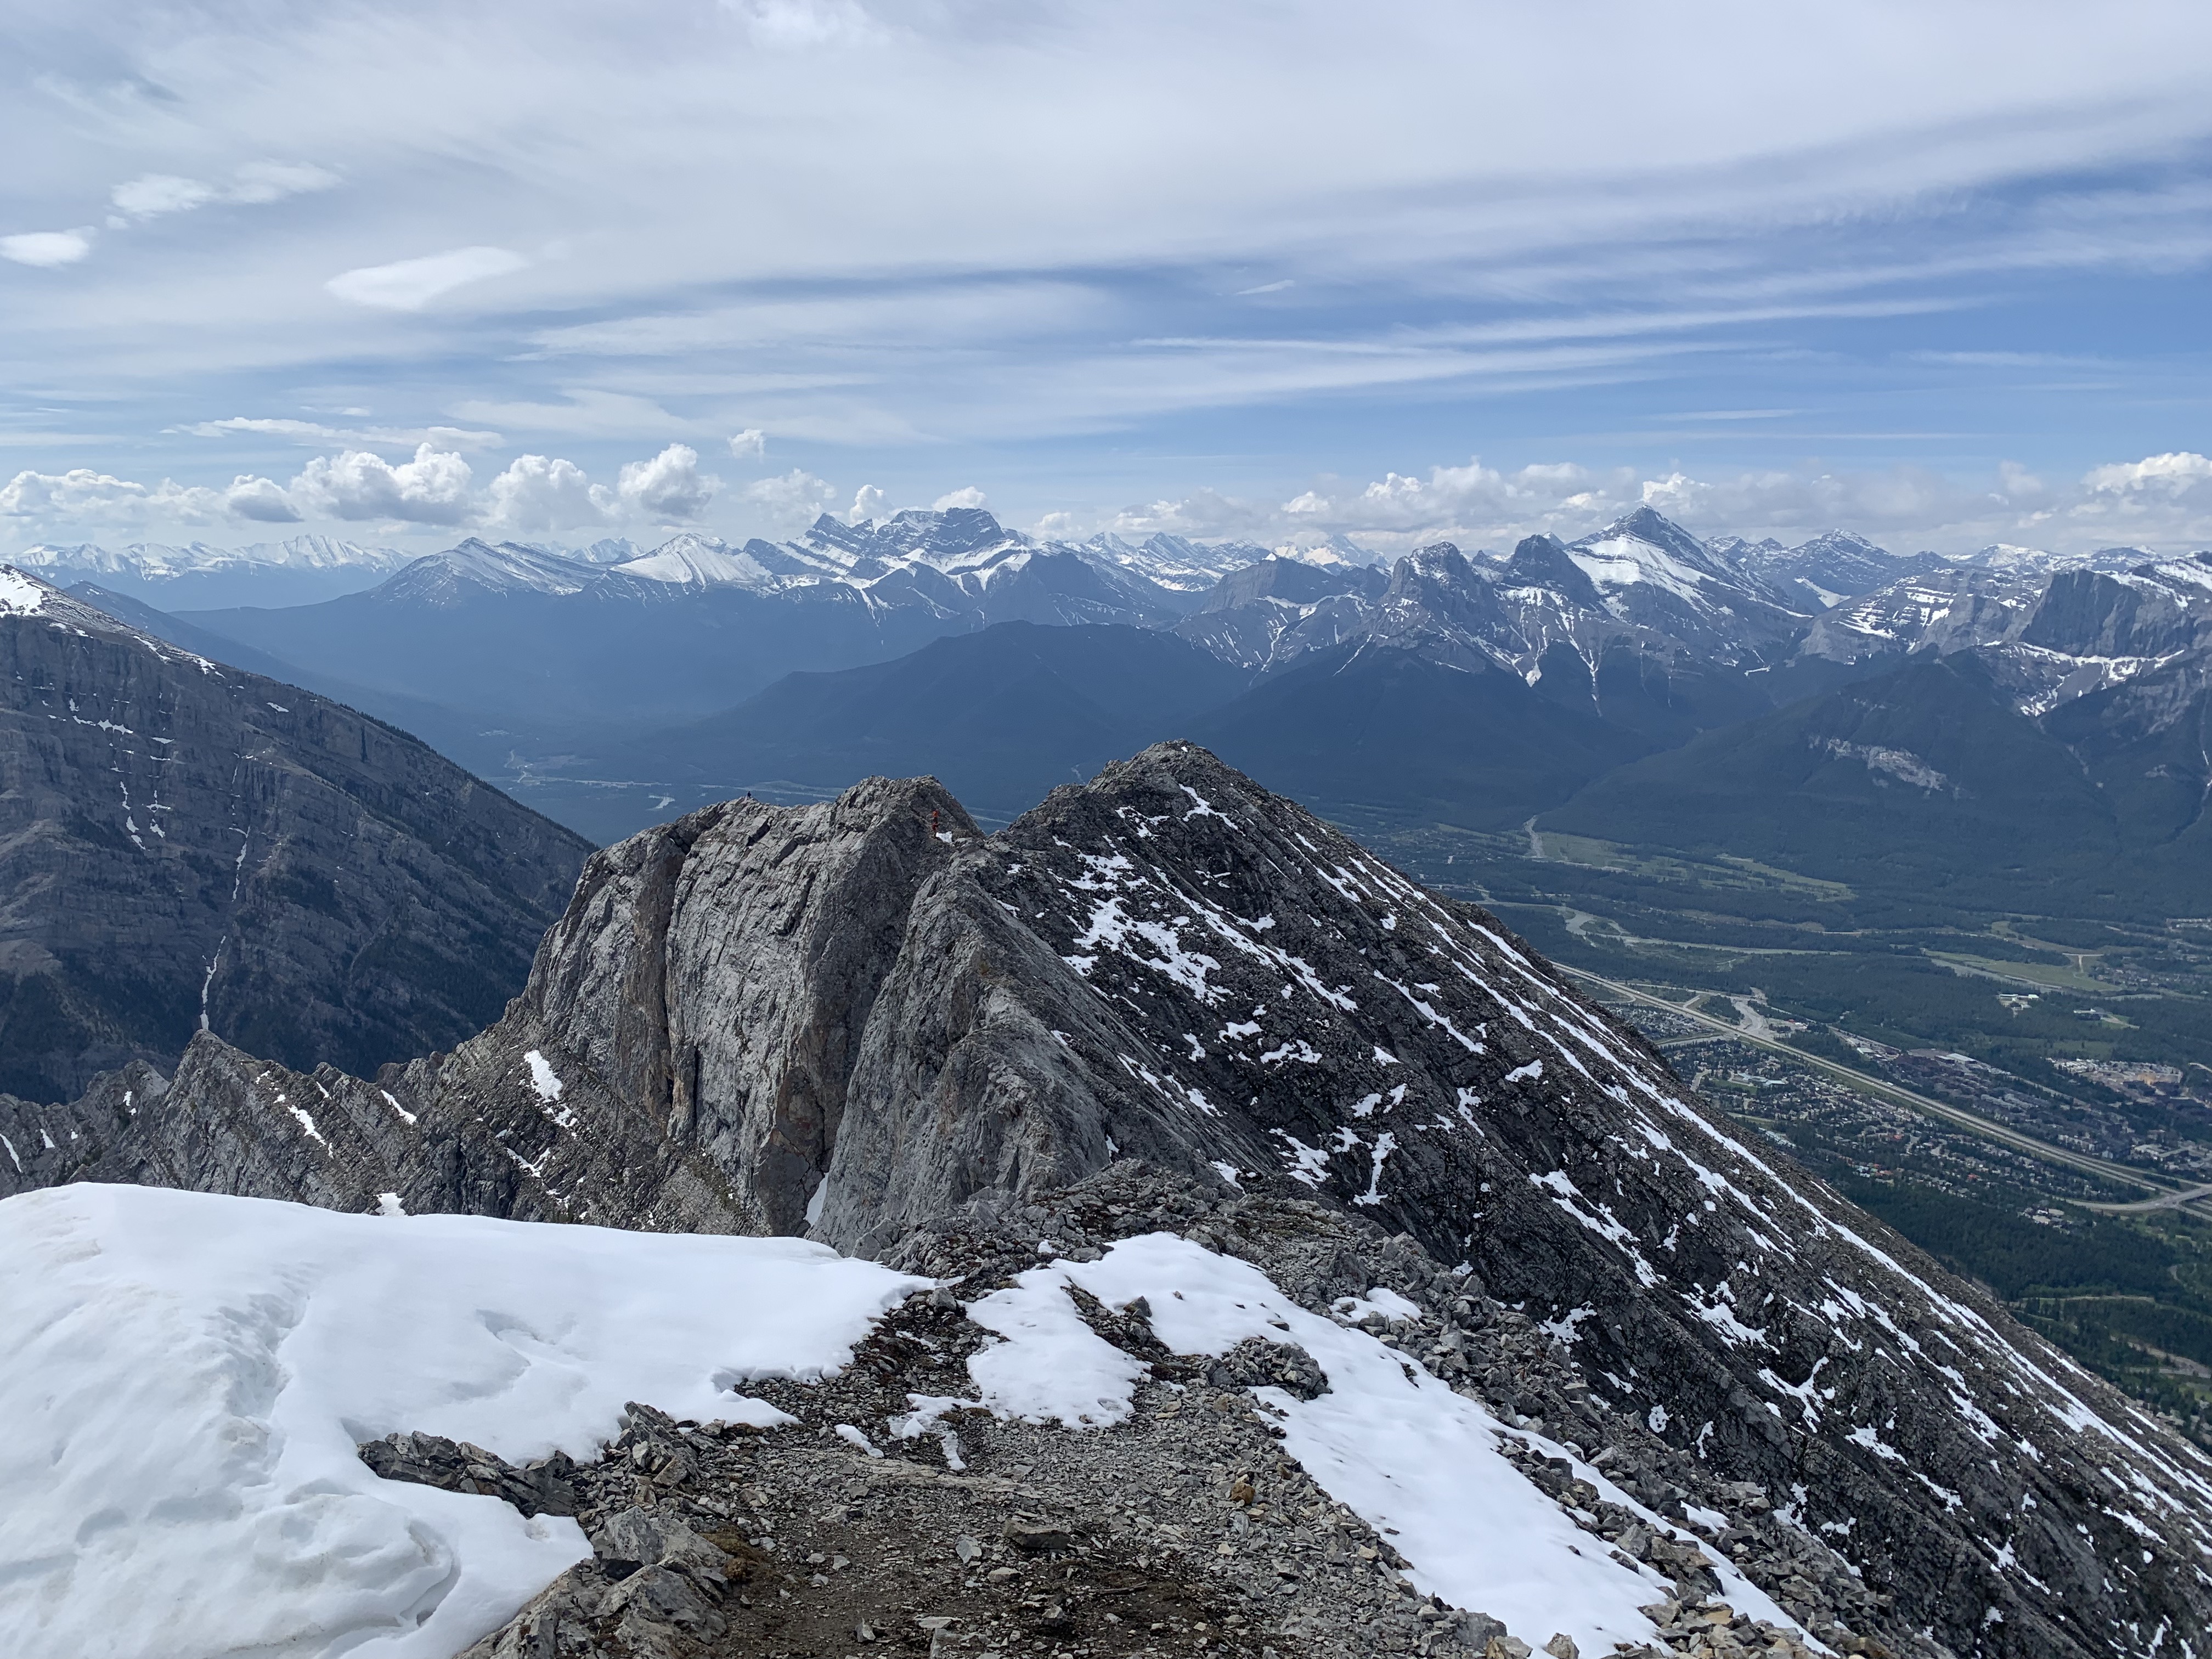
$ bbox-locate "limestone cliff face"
[0,571,589,1101]
[9,742,2212,1656]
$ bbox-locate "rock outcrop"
[8,741,2211,1656]
[0,569,590,1101]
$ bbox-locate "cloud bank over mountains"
[1114,450,2212,556]
[0,442,729,537]
[5,442,2207,557]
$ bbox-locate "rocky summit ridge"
[7,742,2211,1657]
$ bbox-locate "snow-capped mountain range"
[10,532,413,578]
[14,512,2169,614]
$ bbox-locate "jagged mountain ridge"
[173,514,1214,732]
[12,534,415,608]
[7,741,2211,1656]
[0,568,591,1101]
[486,529,2212,850]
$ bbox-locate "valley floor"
[1353,816,2212,1446]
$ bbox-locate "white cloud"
[848,484,885,522]
[325,246,529,312]
[286,443,476,524]
[0,465,280,528]
[112,164,338,221]
[111,176,219,218]
[226,162,340,206]
[487,454,613,532]
[2083,450,2212,494]
[445,391,697,439]
[1097,447,2212,556]
[727,0,884,49]
[1,231,92,268]
[183,416,504,449]
[616,443,717,522]
[224,476,303,522]
[931,486,986,511]
[727,428,768,460]
[737,469,841,527]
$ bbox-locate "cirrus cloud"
[325,246,530,312]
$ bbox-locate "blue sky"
[1,0,2208,556]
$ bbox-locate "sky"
[1,0,2209,560]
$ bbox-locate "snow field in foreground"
[4,1186,1810,1659]
[0,1184,926,1659]
[966,1232,1814,1656]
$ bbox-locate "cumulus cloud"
[931,486,986,511]
[486,455,611,532]
[0,465,284,528]
[738,468,841,526]
[287,444,476,524]
[1,230,92,268]
[849,484,886,522]
[326,246,529,312]
[225,476,302,522]
[2083,450,2212,494]
[727,428,768,460]
[616,444,717,522]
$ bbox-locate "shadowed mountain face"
[172,514,1209,735]
[603,622,1253,827]
[1538,646,2212,922]
[0,572,590,1101]
[8,741,2212,1657]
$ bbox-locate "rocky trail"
[374,1167,1897,1659]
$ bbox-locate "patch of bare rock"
[371,1168,1899,1659]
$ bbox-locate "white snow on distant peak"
[1076,531,1270,591]
[612,535,783,591]
[0,1184,925,1659]
[0,567,49,616]
[12,535,410,578]
[2150,556,2212,592]
[1566,535,1717,608]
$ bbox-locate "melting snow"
[964,1235,1671,1654]
[0,1185,924,1659]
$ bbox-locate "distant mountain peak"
[1585,505,1714,564]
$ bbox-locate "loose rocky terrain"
[8,741,2209,1657]
[371,1166,1872,1659]
[0,571,588,1101]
